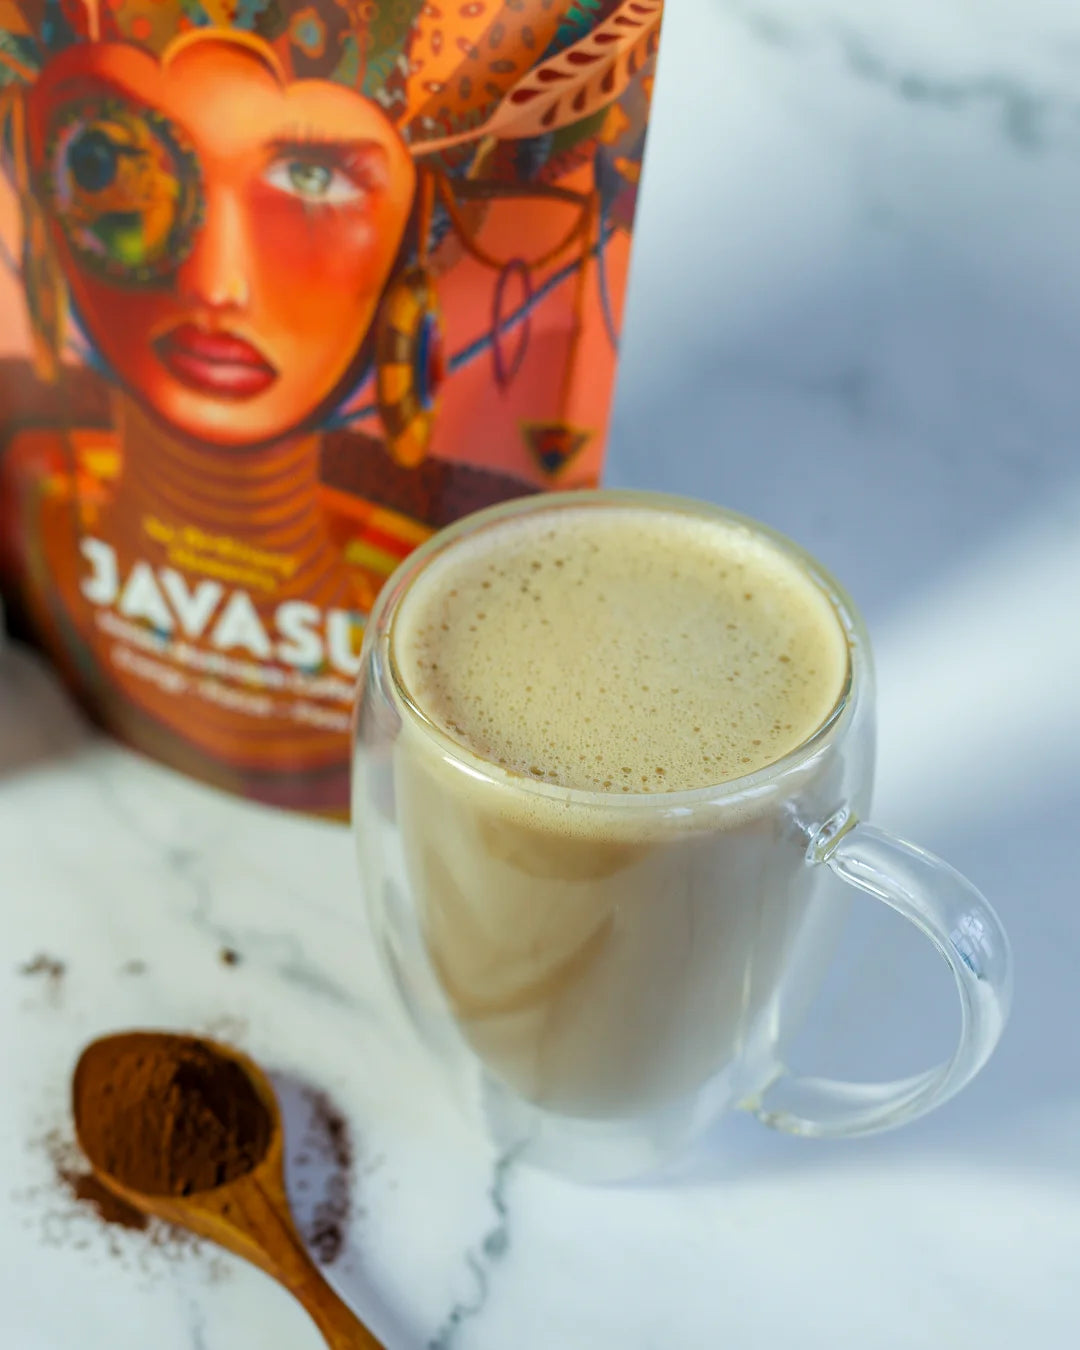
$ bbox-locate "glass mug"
[352,491,1012,1180]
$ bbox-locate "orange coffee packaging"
[0,0,663,814]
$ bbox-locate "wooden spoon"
[73,1031,384,1349]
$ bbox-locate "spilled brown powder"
[286,1085,355,1267]
[19,953,65,981]
[59,1167,148,1232]
[18,952,66,1004]
[73,1033,272,1197]
[24,1126,222,1276]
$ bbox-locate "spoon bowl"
[73,1031,383,1350]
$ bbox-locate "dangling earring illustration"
[376,170,445,468]
[6,89,66,383]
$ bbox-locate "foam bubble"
[394,506,848,793]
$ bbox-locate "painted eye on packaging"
[47,101,204,285]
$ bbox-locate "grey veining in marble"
[427,1152,517,1350]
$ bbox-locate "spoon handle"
[218,1176,386,1349]
[300,1280,387,1350]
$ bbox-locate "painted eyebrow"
[265,134,388,155]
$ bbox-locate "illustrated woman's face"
[28,37,416,446]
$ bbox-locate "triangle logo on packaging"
[521,422,592,477]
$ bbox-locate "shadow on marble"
[603,191,1080,1193]
[608,101,1080,629]
[0,640,91,778]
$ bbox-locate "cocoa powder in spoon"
[73,1033,271,1197]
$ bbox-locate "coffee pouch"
[0,0,663,813]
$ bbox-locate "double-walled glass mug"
[352,492,1012,1180]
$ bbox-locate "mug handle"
[747,812,1013,1138]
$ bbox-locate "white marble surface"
[4,1,1080,1345]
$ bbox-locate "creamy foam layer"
[393,505,848,793]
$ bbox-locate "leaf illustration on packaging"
[412,0,663,156]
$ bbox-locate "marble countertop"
[4,1,1080,1346]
